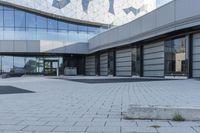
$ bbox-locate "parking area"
[0,76,199,133]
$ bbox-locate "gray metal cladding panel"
[193,47,200,54]
[193,62,200,69]
[100,53,108,76]
[116,52,132,58]
[193,39,200,47]
[100,64,108,67]
[144,42,163,48]
[116,66,132,71]
[193,35,200,77]
[143,71,164,77]
[116,71,132,76]
[85,56,95,76]
[144,52,164,60]
[116,61,132,67]
[116,56,132,62]
[144,46,164,54]
[143,58,164,65]
[144,65,164,71]
[193,70,200,78]
[193,54,200,62]
[193,33,200,39]
[100,71,108,76]
[143,42,164,77]
[116,49,132,54]
[116,48,132,76]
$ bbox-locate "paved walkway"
[0,77,199,133]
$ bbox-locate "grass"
[173,113,185,121]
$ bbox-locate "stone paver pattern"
[0,77,199,133]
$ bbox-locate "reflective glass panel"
[13,57,25,74]
[0,11,3,27]
[165,37,188,76]
[26,13,36,28]
[25,57,37,73]
[58,21,68,30]
[2,56,13,73]
[15,28,26,40]
[37,16,47,29]
[78,25,87,32]
[48,18,58,29]
[15,10,25,27]
[4,6,14,11]
[26,28,37,40]
[68,23,77,31]
[4,27,14,40]
[0,5,3,10]
[4,10,14,27]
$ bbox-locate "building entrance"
[44,60,59,76]
[165,37,188,76]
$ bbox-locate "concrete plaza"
[0,76,199,133]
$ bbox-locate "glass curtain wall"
[165,37,188,76]
[0,4,105,42]
[108,51,115,76]
[132,47,141,76]
[0,56,63,75]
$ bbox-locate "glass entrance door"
[165,37,188,76]
[44,60,59,76]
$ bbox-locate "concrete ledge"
[126,105,200,121]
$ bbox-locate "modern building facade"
[2,0,200,78]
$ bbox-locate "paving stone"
[137,121,171,127]
[23,125,56,131]
[121,127,157,133]
[0,77,199,133]
[87,126,120,132]
[169,121,200,127]
[0,125,26,130]
[53,126,87,132]
[193,127,200,133]
[157,127,197,133]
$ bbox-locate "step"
[126,104,200,121]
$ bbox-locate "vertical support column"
[140,45,144,77]
[113,50,116,76]
[188,34,193,78]
[95,53,100,76]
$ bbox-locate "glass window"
[26,13,36,28]
[0,5,3,10]
[4,6,14,11]
[15,10,26,27]
[68,23,77,31]
[48,18,58,30]
[37,16,47,29]
[58,21,68,30]
[37,28,47,40]
[2,56,13,73]
[15,28,26,40]
[4,10,14,27]
[165,37,188,76]
[26,28,37,40]
[3,27,14,40]
[25,57,38,73]
[88,26,99,33]
[78,25,87,32]
[0,27,3,40]
[13,57,25,74]
[0,11,3,27]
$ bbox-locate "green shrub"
[173,113,185,121]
